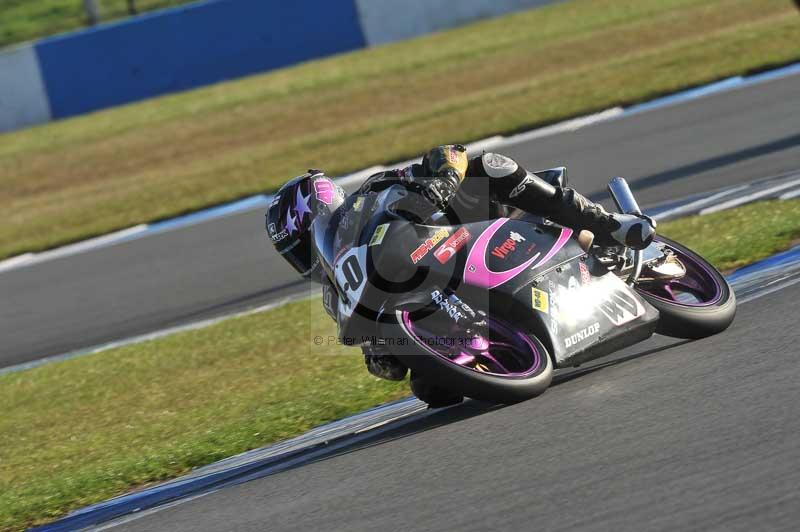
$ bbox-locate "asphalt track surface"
[112,282,800,532]
[2,72,800,368]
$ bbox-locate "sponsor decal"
[547,280,559,335]
[431,290,469,324]
[352,196,365,212]
[370,224,389,247]
[411,228,449,264]
[598,289,645,326]
[339,211,352,230]
[464,219,572,290]
[509,175,534,199]
[531,287,549,314]
[322,283,336,318]
[268,222,289,242]
[548,276,582,332]
[579,262,591,285]
[434,227,471,264]
[491,231,527,259]
[446,146,460,164]
[549,315,559,336]
[565,322,600,348]
[314,179,335,205]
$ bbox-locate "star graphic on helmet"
[285,207,298,235]
[295,187,312,222]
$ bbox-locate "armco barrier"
[34,0,366,119]
[354,0,562,45]
[0,0,564,132]
[0,44,51,132]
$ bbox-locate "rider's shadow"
[552,337,693,386]
[278,337,693,472]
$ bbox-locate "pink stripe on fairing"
[536,226,574,268]
[463,219,573,289]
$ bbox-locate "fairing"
[313,185,659,367]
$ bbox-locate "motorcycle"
[315,170,736,405]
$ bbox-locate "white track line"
[778,187,800,200]
[652,185,750,220]
[0,292,319,377]
[0,253,34,273]
[502,107,624,146]
[737,275,800,304]
[0,225,148,272]
[700,178,800,214]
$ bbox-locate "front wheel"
[379,310,553,404]
[635,235,736,339]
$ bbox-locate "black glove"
[419,169,460,210]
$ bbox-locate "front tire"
[635,236,736,339]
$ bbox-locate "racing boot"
[553,188,656,250]
[362,342,408,381]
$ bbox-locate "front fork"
[608,177,644,285]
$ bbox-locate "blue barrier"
[35,0,366,118]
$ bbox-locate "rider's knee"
[468,153,527,180]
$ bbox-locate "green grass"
[2,198,800,530]
[0,0,192,48]
[659,200,800,271]
[0,300,408,530]
[1,0,799,260]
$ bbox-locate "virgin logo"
[491,231,525,259]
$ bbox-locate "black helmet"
[266,170,345,281]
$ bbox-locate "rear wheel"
[380,309,553,404]
[635,235,736,339]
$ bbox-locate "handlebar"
[608,177,643,284]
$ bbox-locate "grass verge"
[658,200,800,271]
[1,0,799,260]
[3,199,800,529]
[0,0,192,49]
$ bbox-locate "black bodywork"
[314,185,659,369]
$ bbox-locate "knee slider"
[476,153,527,179]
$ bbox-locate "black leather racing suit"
[359,152,604,233]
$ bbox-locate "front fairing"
[311,186,422,341]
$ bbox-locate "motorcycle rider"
[267,145,656,384]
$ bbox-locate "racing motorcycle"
[317,171,736,405]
